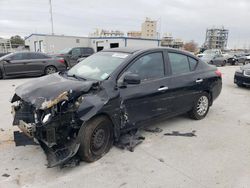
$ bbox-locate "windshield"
[59,48,72,54]
[67,52,130,81]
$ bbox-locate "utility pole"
[49,0,54,35]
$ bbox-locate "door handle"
[158,86,168,91]
[196,78,203,83]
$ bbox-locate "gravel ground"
[0,66,249,188]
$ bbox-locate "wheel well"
[86,113,118,138]
[204,90,213,106]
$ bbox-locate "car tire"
[188,92,210,120]
[237,83,244,87]
[44,66,57,75]
[78,116,113,162]
[0,69,3,79]
[222,61,226,66]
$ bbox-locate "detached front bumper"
[12,101,80,167]
[234,72,250,86]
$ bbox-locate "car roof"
[102,47,198,59]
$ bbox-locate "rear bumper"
[234,72,250,86]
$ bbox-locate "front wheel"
[78,116,113,162]
[188,93,210,120]
[44,66,57,75]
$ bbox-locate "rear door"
[27,53,51,74]
[118,50,173,129]
[166,51,201,114]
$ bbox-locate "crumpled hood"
[14,73,97,108]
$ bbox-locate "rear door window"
[168,52,190,75]
[30,53,50,59]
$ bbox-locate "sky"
[0,0,250,49]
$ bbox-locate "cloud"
[0,0,250,48]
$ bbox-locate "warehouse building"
[25,34,161,53]
[90,37,161,52]
[25,34,90,54]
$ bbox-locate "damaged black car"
[11,47,222,167]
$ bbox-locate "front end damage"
[11,88,93,167]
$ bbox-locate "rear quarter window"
[188,57,198,71]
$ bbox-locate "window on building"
[110,43,119,48]
[168,52,190,75]
[76,39,80,43]
[122,52,165,81]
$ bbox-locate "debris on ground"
[158,158,165,163]
[164,130,197,137]
[13,131,38,146]
[115,130,145,152]
[0,128,4,132]
[2,173,10,177]
[144,127,163,133]
[60,156,80,168]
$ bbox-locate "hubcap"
[46,67,56,74]
[91,128,106,151]
[196,96,209,116]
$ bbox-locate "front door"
[3,53,29,75]
[118,51,173,130]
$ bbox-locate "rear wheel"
[44,66,57,75]
[188,92,210,120]
[237,83,244,87]
[222,60,226,66]
[0,69,2,79]
[78,116,113,162]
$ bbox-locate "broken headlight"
[42,113,52,124]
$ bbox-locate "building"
[141,17,157,39]
[127,31,142,38]
[161,34,184,49]
[0,38,12,53]
[204,27,229,50]
[90,37,161,52]
[90,29,124,37]
[24,33,161,53]
[25,34,90,54]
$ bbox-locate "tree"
[10,35,24,45]
[183,40,198,53]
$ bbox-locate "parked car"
[0,52,66,79]
[11,47,222,167]
[0,52,9,57]
[200,54,227,66]
[56,47,94,67]
[237,54,250,65]
[227,56,238,65]
[234,64,250,87]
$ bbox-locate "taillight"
[57,59,65,64]
[215,70,222,77]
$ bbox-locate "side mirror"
[123,73,141,85]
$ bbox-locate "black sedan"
[234,64,250,87]
[0,52,67,79]
[11,47,222,167]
